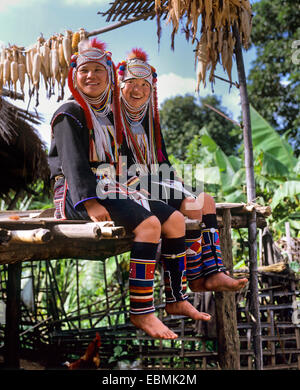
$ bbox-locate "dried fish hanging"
[155,0,252,91]
[0,28,87,106]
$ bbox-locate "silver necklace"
[121,96,149,125]
[79,84,112,116]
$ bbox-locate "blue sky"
[0,0,257,146]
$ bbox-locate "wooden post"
[215,208,240,369]
[285,222,293,262]
[4,263,22,368]
[233,23,263,370]
[259,229,262,267]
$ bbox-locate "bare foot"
[165,300,211,321]
[203,271,248,292]
[130,313,178,339]
[188,277,207,292]
[188,271,231,292]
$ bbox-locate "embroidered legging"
[129,238,189,314]
[129,241,158,315]
[186,214,226,281]
[161,236,188,303]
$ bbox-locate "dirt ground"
[0,354,46,370]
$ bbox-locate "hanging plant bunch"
[155,0,252,90]
[0,28,87,106]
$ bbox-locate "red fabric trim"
[67,68,93,130]
[112,61,124,146]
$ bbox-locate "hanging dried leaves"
[155,0,252,91]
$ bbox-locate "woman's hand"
[83,199,112,222]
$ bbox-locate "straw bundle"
[155,0,252,90]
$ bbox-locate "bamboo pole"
[87,12,156,38]
[233,23,263,370]
[10,228,52,244]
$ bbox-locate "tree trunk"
[233,23,263,370]
[215,208,240,369]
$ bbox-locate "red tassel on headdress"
[89,38,107,52]
[112,62,124,146]
[67,68,93,129]
[67,67,99,161]
[152,84,164,162]
[127,47,148,62]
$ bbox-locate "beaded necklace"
[79,83,112,117]
[121,100,158,173]
[121,95,149,125]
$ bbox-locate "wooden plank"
[0,214,267,230]
[238,322,298,330]
[233,262,287,276]
[0,235,133,265]
[262,362,299,370]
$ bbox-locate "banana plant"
[191,105,299,236]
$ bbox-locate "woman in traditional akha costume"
[48,38,210,340]
[117,48,248,293]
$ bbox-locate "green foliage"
[181,105,299,239]
[248,0,300,154]
[108,345,129,364]
[160,94,241,160]
[31,254,131,329]
[0,179,53,211]
[250,107,297,169]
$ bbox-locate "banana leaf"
[270,180,300,209]
[250,105,297,170]
[223,189,246,203]
[260,151,290,177]
[199,119,299,206]
[200,127,239,190]
[203,166,220,184]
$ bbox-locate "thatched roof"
[0,95,50,198]
[99,0,168,22]
[99,0,252,89]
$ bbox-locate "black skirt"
[64,189,177,234]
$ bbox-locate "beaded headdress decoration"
[67,38,123,161]
[117,48,164,163]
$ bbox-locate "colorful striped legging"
[129,237,188,315]
[186,213,226,281]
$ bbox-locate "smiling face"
[76,62,108,97]
[122,78,151,109]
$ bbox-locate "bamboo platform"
[2,201,298,371]
[0,202,270,265]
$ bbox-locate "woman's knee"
[200,192,216,214]
[162,210,185,237]
[168,210,185,228]
[133,215,161,242]
[180,192,216,219]
[180,196,202,220]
